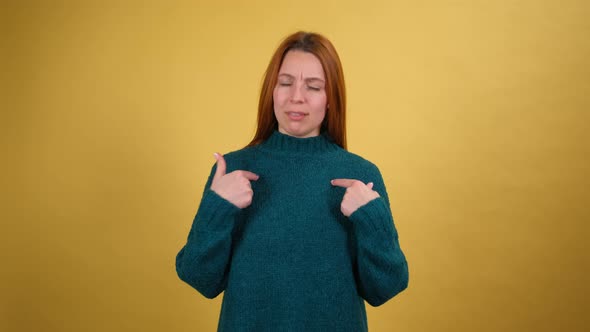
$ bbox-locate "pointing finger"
[213,152,226,180]
[238,170,259,181]
[331,179,358,188]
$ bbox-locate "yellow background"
[3,0,589,331]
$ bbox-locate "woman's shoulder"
[337,148,379,168]
[215,146,258,172]
[221,145,256,160]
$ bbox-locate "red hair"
[247,31,347,149]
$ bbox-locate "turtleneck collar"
[258,130,340,154]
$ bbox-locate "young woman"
[176,31,409,331]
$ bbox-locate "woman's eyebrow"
[305,77,325,83]
[278,73,325,83]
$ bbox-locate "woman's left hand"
[331,179,380,217]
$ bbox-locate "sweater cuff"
[196,189,241,232]
[349,197,396,236]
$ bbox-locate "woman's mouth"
[286,112,306,121]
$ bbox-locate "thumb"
[367,182,374,190]
[213,152,226,180]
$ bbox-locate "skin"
[330,179,380,217]
[273,50,327,138]
[210,51,379,216]
[210,153,258,209]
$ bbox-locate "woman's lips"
[286,111,306,121]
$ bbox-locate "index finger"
[331,178,358,188]
[238,170,259,181]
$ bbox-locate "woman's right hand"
[210,153,259,209]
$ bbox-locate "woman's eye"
[279,82,292,87]
[307,86,320,91]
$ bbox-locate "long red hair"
[247,31,347,149]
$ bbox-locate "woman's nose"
[290,84,304,103]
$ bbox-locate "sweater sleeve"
[349,166,409,307]
[175,165,241,299]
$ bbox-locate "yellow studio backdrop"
[3,0,589,331]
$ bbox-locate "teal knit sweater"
[176,131,408,331]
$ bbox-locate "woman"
[176,31,408,331]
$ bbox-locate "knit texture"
[176,131,409,331]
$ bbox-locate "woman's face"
[273,50,327,138]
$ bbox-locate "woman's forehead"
[279,51,325,78]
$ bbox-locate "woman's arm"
[349,193,409,306]
[176,153,257,298]
[333,164,409,306]
[175,165,240,298]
